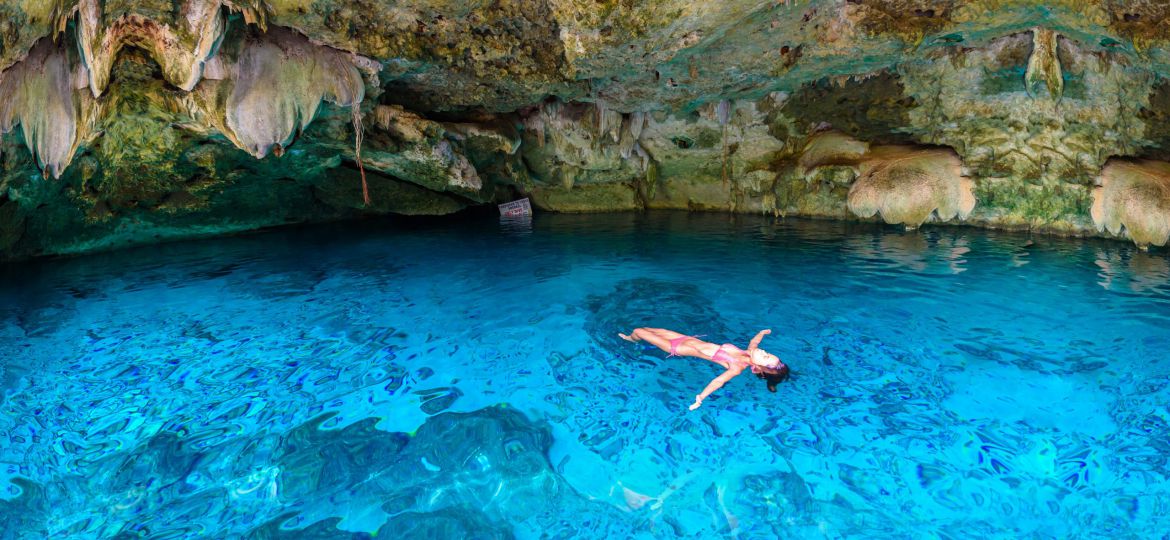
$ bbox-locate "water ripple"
[1,213,1169,538]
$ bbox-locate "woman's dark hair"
[756,364,790,392]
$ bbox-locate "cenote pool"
[2,212,1169,539]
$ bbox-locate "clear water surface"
[2,212,1169,539]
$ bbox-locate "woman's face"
[751,348,781,368]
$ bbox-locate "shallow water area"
[2,212,1170,539]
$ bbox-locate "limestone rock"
[1092,159,1170,248]
[223,27,365,159]
[847,146,976,228]
[6,1,1170,257]
[0,38,99,179]
[76,0,227,96]
[797,130,871,175]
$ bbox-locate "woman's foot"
[619,332,637,342]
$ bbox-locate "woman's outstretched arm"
[747,329,771,351]
[689,367,744,410]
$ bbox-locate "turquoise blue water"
[2,212,1170,539]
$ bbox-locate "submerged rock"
[0,406,632,538]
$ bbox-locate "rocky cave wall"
[3,0,1170,259]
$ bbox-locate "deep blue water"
[2,212,1170,539]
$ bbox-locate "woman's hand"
[689,396,703,410]
[748,329,772,351]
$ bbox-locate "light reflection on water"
[0,212,1169,538]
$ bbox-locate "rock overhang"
[2,1,1170,258]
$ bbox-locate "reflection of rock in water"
[585,278,731,354]
[1129,252,1170,293]
[0,407,630,538]
[1096,248,1170,293]
[844,230,971,274]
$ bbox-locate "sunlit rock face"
[5,0,1170,257]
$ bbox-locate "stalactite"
[1025,28,1062,100]
[523,113,545,148]
[0,39,85,179]
[629,111,645,141]
[618,112,645,159]
[596,99,609,140]
[1092,159,1170,248]
[221,0,268,30]
[645,159,659,200]
[847,147,976,228]
[633,141,650,172]
[223,27,365,159]
[715,100,731,125]
[75,0,228,97]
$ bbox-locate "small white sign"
[498,198,532,217]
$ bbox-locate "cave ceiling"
[3,1,1170,257]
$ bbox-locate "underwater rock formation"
[5,1,1170,256]
[1092,159,1170,248]
[0,406,632,538]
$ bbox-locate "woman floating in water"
[619,328,789,410]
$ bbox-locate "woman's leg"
[619,328,692,355]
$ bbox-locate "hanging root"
[353,106,369,206]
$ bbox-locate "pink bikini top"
[713,344,761,373]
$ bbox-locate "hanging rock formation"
[5,1,1170,257]
[184,25,368,159]
[75,0,227,96]
[1092,159,1170,248]
[847,146,976,229]
[1025,28,1063,100]
[0,38,101,180]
